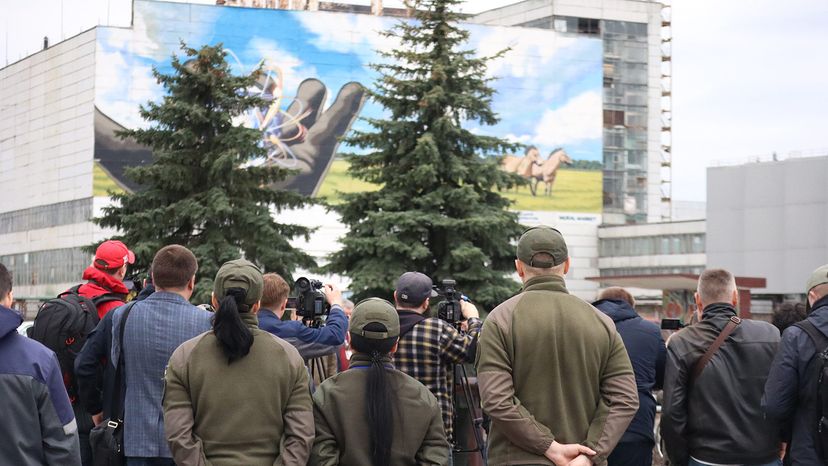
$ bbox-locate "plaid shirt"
[395,313,483,441]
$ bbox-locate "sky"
[2,0,828,201]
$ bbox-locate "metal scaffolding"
[660,1,673,221]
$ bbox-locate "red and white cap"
[94,240,136,270]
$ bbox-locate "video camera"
[293,277,330,326]
[660,318,685,330]
[434,278,465,324]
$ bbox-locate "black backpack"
[28,285,124,404]
[794,319,828,462]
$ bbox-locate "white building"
[0,0,669,304]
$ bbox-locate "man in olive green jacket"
[477,226,639,466]
[163,260,315,466]
[311,298,449,466]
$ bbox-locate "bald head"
[697,269,737,308]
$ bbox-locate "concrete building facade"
[0,30,115,299]
[707,155,828,297]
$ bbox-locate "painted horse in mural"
[530,148,572,196]
[500,146,542,195]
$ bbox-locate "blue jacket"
[593,298,666,444]
[75,284,155,419]
[258,305,348,359]
[0,304,81,465]
[111,291,212,458]
[763,295,828,465]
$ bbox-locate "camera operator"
[393,271,482,456]
[257,273,348,360]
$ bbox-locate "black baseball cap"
[395,272,439,307]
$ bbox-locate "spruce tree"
[95,43,314,302]
[327,0,525,310]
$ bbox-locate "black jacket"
[593,299,666,444]
[763,295,828,465]
[662,303,781,465]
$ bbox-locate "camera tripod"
[448,320,487,463]
[450,361,487,459]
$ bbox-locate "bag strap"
[794,320,828,352]
[691,316,742,384]
[111,301,138,423]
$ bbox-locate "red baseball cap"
[94,240,136,270]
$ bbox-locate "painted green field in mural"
[317,159,602,212]
[93,163,125,197]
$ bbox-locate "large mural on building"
[94,0,603,212]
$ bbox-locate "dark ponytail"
[213,287,253,364]
[352,323,397,466]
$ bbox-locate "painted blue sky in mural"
[95,0,602,161]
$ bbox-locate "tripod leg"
[452,364,487,458]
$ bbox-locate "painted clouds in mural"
[94,0,602,210]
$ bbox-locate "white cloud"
[505,133,532,144]
[532,91,601,147]
[295,11,401,56]
[243,37,320,97]
[95,49,161,129]
[473,26,578,79]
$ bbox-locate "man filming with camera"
[393,271,482,463]
[257,273,348,362]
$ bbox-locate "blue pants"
[608,440,653,466]
[126,458,175,466]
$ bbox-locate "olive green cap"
[516,226,568,268]
[213,259,264,306]
[350,298,400,340]
[807,264,828,294]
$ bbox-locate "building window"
[577,18,601,35]
[604,110,625,127]
[600,233,707,258]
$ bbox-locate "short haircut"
[772,301,807,333]
[812,283,828,302]
[598,287,635,307]
[697,269,736,305]
[151,245,198,289]
[0,263,12,300]
[261,273,290,309]
[521,252,565,277]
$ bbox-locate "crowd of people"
[0,226,827,466]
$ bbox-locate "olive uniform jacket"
[477,275,639,466]
[163,313,314,466]
[310,354,449,466]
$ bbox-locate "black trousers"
[608,439,654,466]
[74,404,94,466]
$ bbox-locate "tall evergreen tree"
[95,43,314,302]
[327,0,525,309]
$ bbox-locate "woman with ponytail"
[310,298,449,466]
[163,259,314,466]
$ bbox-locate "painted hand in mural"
[245,71,366,196]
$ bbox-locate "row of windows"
[1,248,91,288]
[600,234,706,257]
[604,83,649,108]
[605,150,647,171]
[605,127,648,151]
[0,198,93,235]
[599,266,706,278]
[519,16,647,41]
